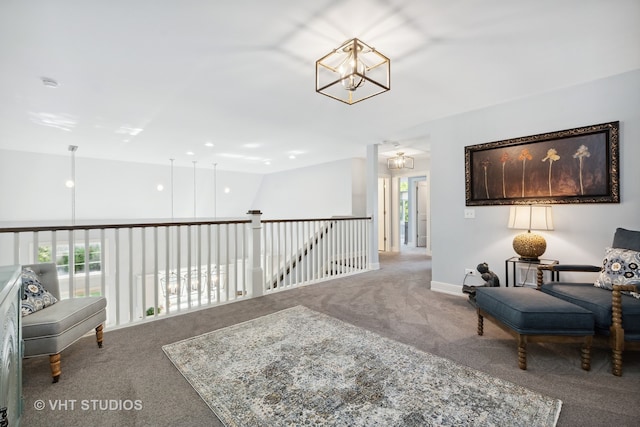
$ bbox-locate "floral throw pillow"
[594,247,640,299]
[21,267,58,316]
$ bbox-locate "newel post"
[247,210,264,297]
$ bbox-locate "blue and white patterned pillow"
[594,247,640,299]
[21,267,58,316]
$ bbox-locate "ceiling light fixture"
[387,152,414,170]
[316,38,390,105]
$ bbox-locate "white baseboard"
[430,281,465,297]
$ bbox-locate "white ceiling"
[1,0,638,173]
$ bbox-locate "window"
[38,243,102,277]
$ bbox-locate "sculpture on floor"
[463,262,500,306]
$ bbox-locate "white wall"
[250,158,366,219]
[351,158,367,217]
[429,70,640,293]
[0,151,263,223]
[0,151,369,224]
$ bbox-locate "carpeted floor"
[21,251,640,427]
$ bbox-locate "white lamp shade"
[507,205,554,231]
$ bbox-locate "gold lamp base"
[512,231,547,260]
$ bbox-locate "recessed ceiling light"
[264,160,271,165]
[41,77,59,88]
[224,187,231,194]
[186,151,195,156]
[289,155,296,159]
[204,142,214,147]
[157,184,164,191]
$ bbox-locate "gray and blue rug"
[162,305,561,426]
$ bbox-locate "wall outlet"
[465,268,476,276]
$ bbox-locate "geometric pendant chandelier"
[387,152,414,170]
[316,38,390,105]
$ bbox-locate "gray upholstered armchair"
[22,263,107,382]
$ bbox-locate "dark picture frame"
[465,121,619,206]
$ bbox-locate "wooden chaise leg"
[517,334,527,370]
[50,353,61,383]
[477,311,484,336]
[581,336,593,371]
[96,324,104,348]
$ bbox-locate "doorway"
[399,175,429,253]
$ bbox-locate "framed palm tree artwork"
[465,121,619,206]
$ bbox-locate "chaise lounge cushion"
[476,287,594,335]
[540,283,640,340]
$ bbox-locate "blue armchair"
[537,228,640,376]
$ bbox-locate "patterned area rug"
[162,306,561,426]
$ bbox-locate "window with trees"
[38,243,102,277]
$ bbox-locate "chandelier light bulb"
[339,46,365,91]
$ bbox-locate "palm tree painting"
[481,159,490,198]
[465,121,618,206]
[500,152,509,198]
[573,144,590,195]
[541,148,560,196]
[518,148,532,197]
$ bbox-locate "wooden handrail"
[0,216,371,233]
[262,216,371,224]
[0,219,250,234]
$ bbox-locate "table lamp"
[508,205,554,260]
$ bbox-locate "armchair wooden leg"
[610,286,629,376]
[612,348,623,376]
[49,353,61,383]
[96,324,104,348]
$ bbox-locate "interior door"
[416,181,428,247]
